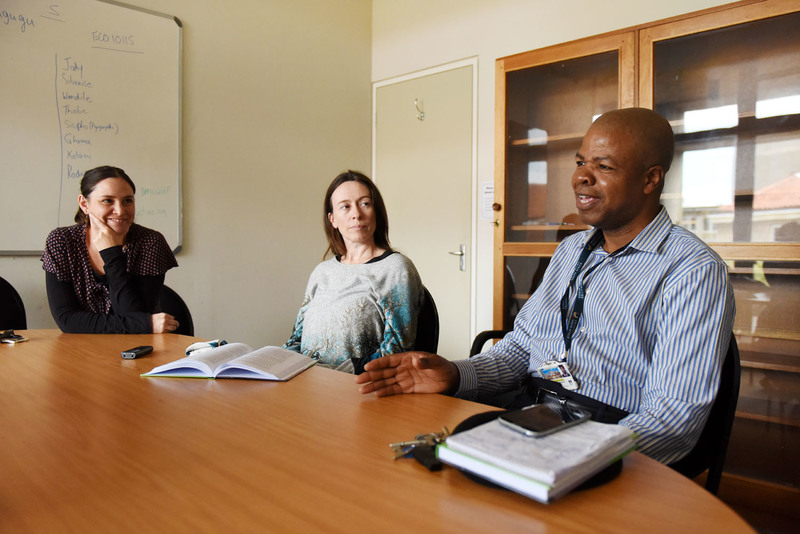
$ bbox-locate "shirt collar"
[581,206,673,255]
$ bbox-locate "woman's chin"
[108,223,132,235]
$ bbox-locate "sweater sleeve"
[282,298,309,353]
[46,271,155,333]
[100,245,163,315]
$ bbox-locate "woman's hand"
[151,312,179,333]
[88,212,126,251]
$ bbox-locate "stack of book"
[436,418,636,503]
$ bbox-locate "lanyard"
[559,231,626,359]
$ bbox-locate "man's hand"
[151,312,179,333]
[354,352,458,397]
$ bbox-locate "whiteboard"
[0,0,182,253]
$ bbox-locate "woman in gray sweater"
[283,171,423,374]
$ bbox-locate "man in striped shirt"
[356,108,735,464]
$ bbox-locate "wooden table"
[0,330,754,533]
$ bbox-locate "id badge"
[538,360,579,390]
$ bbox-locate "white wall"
[4,0,738,349]
[372,0,733,334]
[1,0,372,348]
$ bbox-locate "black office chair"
[0,276,27,330]
[413,286,439,353]
[668,335,740,494]
[159,285,194,336]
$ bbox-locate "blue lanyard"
[559,231,626,358]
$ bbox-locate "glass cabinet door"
[640,2,800,498]
[643,9,800,247]
[495,33,634,326]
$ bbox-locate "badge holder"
[538,359,579,390]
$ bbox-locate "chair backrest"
[667,335,740,494]
[0,276,27,330]
[159,285,194,336]
[413,286,439,353]
[469,329,510,357]
[503,265,519,331]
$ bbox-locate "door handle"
[448,244,466,271]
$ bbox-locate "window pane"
[504,51,618,243]
[653,11,800,244]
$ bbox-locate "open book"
[436,417,636,503]
[141,343,315,381]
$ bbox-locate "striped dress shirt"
[454,207,735,463]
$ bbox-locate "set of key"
[389,427,451,471]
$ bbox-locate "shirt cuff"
[98,245,124,262]
[452,359,479,400]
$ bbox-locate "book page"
[216,346,314,380]
[141,343,253,377]
[188,343,253,371]
[142,356,212,377]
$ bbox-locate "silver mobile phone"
[498,404,590,438]
[1,334,28,344]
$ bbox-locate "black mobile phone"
[121,345,153,359]
[498,404,590,438]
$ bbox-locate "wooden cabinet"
[494,0,800,526]
[494,32,635,329]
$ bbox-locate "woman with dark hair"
[41,165,179,333]
[283,170,423,374]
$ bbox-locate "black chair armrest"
[469,329,510,357]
